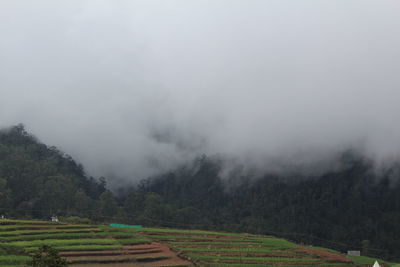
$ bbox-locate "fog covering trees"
[1,126,399,261]
[1,1,400,185]
[0,125,106,218]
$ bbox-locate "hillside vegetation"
[0,125,399,261]
[1,218,397,267]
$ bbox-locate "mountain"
[1,125,399,261]
[0,124,107,220]
[136,155,400,261]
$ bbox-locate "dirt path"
[68,242,193,267]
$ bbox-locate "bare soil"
[190,251,309,258]
[202,259,324,265]
[296,247,354,264]
[67,242,193,267]
[173,244,264,249]
[60,249,162,257]
[144,231,245,240]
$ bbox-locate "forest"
[0,125,399,261]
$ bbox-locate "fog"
[1,1,400,184]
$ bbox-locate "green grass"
[25,244,124,252]
[142,234,244,241]
[125,227,244,237]
[67,255,169,264]
[10,238,119,248]
[200,263,350,267]
[255,237,299,249]
[177,247,297,254]
[0,228,101,236]
[186,254,319,262]
[117,238,152,245]
[0,224,92,231]
[0,219,59,225]
[0,231,139,241]
[0,255,31,264]
[169,241,260,246]
[348,255,394,266]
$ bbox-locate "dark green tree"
[99,190,118,218]
[31,245,67,267]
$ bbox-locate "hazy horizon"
[1,1,400,184]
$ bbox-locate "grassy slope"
[0,219,397,267]
[0,219,150,266]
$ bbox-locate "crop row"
[0,228,101,236]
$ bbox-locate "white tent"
[373,261,381,267]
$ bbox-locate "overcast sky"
[1,1,400,184]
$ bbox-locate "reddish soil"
[296,247,354,264]
[192,251,306,257]
[143,232,247,241]
[67,242,193,267]
[174,244,264,249]
[60,249,162,257]
[203,259,324,265]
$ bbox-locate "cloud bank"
[1,0,400,184]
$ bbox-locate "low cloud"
[1,1,400,185]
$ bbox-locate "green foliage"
[177,247,296,253]
[347,255,398,266]
[10,238,119,248]
[0,178,11,214]
[186,254,320,262]
[1,125,400,262]
[0,224,92,231]
[63,216,91,225]
[0,231,134,241]
[0,125,105,220]
[26,244,123,252]
[169,241,260,246]
[99,190,118,218]
[0,254,31,265]
[0,227,102,237]
[116,238,151,244]
[256,237,299,248]
[30,245,67,267]
[0,219,395,267]
[135,155,400,261]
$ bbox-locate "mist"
[1,0,400,185]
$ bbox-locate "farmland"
[0,219,188,266]
[0,219,396,266]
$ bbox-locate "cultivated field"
[0,219,395,266]
[0,219,190,266]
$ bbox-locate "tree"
[100,190,118,218]
[72,189,91,217]
[123,191,144,222]
[0,125,105,219]
[31,245,67,267]
[0,178,11,214]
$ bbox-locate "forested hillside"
[0,125,107,220]
[133,156,400,261]
[1,125,399,261]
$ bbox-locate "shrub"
[31,245,67,267]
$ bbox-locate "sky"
[1,0,400,184]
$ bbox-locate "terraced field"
[0,219,395,266]
[0,219,191,266]
[133,228,389,267]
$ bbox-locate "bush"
[63,216,91,224]
[31,245,67,267]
